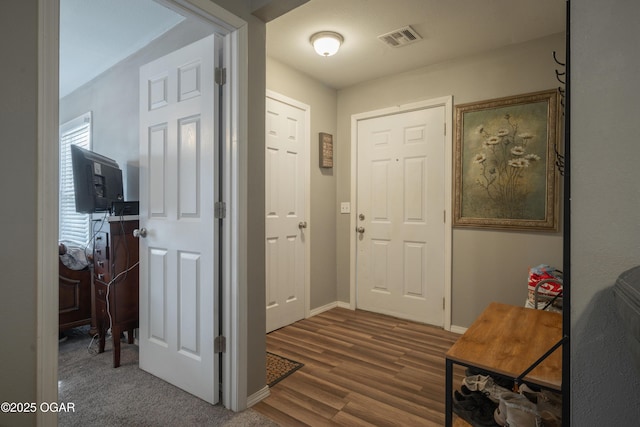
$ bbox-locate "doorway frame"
[348,96,453,331]
[36,0,249,423]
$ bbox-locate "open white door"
[139,34,221,404]
[265,93,308,333]
[356,106,447,327]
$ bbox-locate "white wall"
[571,0,640,424]
[336,33,565,327]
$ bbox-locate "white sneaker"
[519,384,562,425]
[494,391,541,427]
[462,374,511,403]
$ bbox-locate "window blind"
[59,112,92,246]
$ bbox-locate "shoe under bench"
[444,302,563,426]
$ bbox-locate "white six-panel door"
[139,34,220,404]
[265,93,308,333]
[356,106,446,326]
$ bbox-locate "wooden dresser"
[93,216,139,368]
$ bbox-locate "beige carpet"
[58,327,278,426]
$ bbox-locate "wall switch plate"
[340,202,350,214]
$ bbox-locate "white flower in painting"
[508,158,530,168]
[470,113,542,219]
[511,146,526,156]
[473,153,487,164]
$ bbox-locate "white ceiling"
[267,0,566,89]
[59,0,566,96]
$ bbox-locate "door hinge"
[444,122,446,135]
[443,298,445,310]
[444,210,446,223]
[214,335,226,353]
[215,201,226,219]
[215,67,226,86]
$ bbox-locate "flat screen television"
[71,145,124,213]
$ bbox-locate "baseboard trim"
[246,385,270,408]
[308,301,354,318]
[337,301,352,310]
[450,325,467,334]
[310,301,464,334]
[309,301,338,317]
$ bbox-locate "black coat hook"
[553,51,566,67]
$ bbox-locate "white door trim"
[349,96,453,331]
[38,1,249,422]
[37,1,61,425]
[222,21,249,412]
[265,89,312,322]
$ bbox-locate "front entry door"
[356,106,446,326]
[265,93,308,333]
[138,34,221,404]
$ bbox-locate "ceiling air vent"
[377,25,422,48]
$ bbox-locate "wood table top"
[446,302,562,391]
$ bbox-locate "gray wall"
[336,33,565,328]
[571,0,640,424]
[0,1,38,426]
[266,57,338,309]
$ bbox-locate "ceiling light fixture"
[310,31,343,57]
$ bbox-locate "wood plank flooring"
[253,308,465,426]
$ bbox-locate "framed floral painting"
[453,90,561,231]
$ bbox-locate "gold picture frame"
[453,89,561,231]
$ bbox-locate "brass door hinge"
[215,201,226,219]
[215,67,226,86]
[214,335,226,353]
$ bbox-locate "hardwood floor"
[253,308,465,426]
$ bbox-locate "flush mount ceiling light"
[310,31,344,57]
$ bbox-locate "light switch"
[340,202,350,214]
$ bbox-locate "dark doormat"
[266,352,304,387]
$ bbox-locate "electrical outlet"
[340,202,350,214]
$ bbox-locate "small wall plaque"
[319,132,333,168]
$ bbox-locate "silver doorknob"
[133,228,147,238]
[298,221,308,229]
[356,226,365,234]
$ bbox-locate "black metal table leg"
[445,357,453,426]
